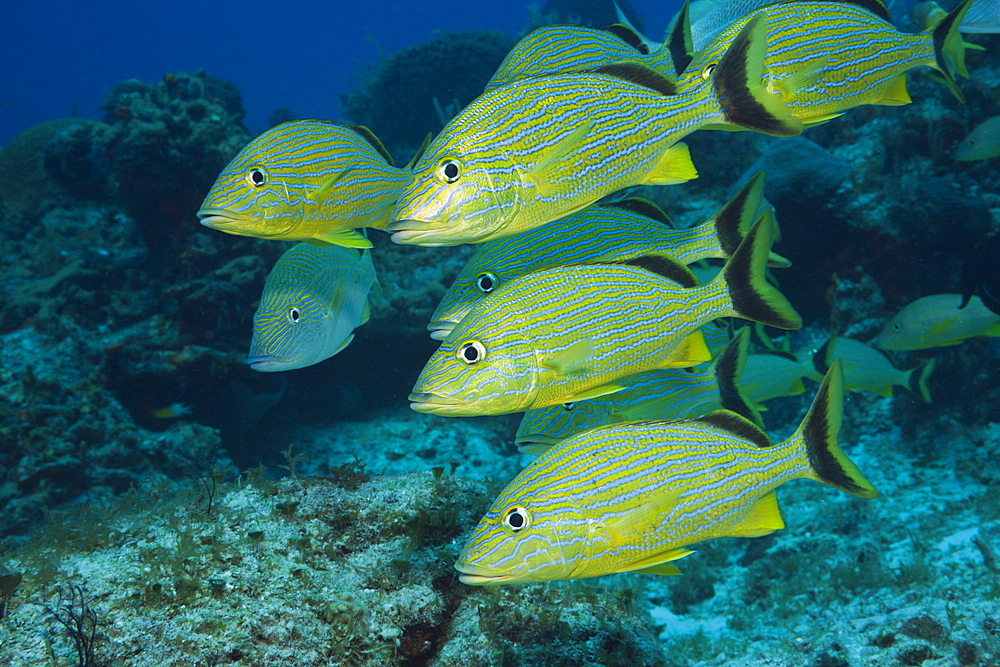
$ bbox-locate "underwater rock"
[340,31,514,160]
[737,136,853,214]
[0,472,666,666]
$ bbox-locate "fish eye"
[701,63,716,80]
[246,167,268,188]
[287,307,300,324]
[502,506,530,532]
[892,322,902,332]
[456,340,487,365]
[475,272,498,294]
[435,159,462,184]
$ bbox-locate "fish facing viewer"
[676,0,974,127]
[455,361,877,585]
[870,293,1000,350]
[408,212,801,417]
[198,120,408,249]
[248,243,377,372]
[427,172,784,340]
[388,17,801,247]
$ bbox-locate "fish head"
[428,266,505,339]
[409,325,539,416]
[455,484,588,585]
[248,289,340,372]
[387,127,523,246]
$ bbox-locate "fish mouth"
[454,561,513,586]
[197,207,254,231]
[385,219,459,247]
[408,392,475,415]
[427,321,458,341]
[248,354,294,372]
[513,433,563,452]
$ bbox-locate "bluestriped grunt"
[198,120,407,249]
[388,18,801,247]
[249,243,377,372]
[409,213,801,416]
[456,362,876,585]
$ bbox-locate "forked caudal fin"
[795,361,878,499]
[711,15,803,137]
[722,209,802,330]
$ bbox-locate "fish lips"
[427,320,458,341]
[197,207,253,231]
[385,219,462,247]
[454,560,513,586]
[408,392,477,415]
[248,354,297,372]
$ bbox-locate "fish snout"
[408,392,475,414]
[454,560,512,586]
[427,320,458,341]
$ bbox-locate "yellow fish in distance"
[676,0,974,128]
[456,362,876,585]
[388,16,801,247]
[409,212,801,417]
[198,120,408,249]
[812,336,936,402]
[870,294,1000,350]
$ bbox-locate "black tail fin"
[713,327,765,428]
[712,15,803,137]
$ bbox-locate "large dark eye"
[287,307,300,324]
[503,506,530,532]
[893,322,902,332]
[436,159,462,184]
[475,272,498,294]
[456,340,486,365]
[246,167,267,187]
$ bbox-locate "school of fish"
[197,0,995,585]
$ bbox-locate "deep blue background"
[1,1,683,146]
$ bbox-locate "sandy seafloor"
[1,4,999,666]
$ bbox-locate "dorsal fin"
[594,62,677,97]
[405,132,433,171]
[665,0,694,75]
[348,124,395,167]
[787,0,891,23]
[602,23,650,54]
[622,254,698,288]
[606,197,674,227]
[693,410,772,449]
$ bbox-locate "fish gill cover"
[0,1,998,666]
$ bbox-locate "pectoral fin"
[541,339,595,376]
[528,122,593,196]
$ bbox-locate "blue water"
[1,0,682,146]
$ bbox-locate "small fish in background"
[956,116,1000,161]
[914,0,1000,33]
[409,214,801,417]
[455,362,876,585]
[961,233,1000,315]
[151,403,193,420]
[198,120,409,249]
[513,327,761,454]
[812,336,936,402]
[676,0,974,127]
[249,243,377,372]
[388,18,801,247]
[427,173,786,340]
[870,293,1000,350]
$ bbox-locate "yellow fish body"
[409,214,801,417]
[812,336,935,402]
[388,17,801,247]
[456,362,877,585]
[871,293,1000,350]
[198,120,408,249]
[677,0,973,127]
[428,173,784,340]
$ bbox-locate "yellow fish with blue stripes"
[486,23,675,91]
[428,173,786,340]
[198,120,408,249]
[514,327,761,454]
[456,362,877,585]
[388,17,801,247]
[248,242,377,371]
[409,212,801,416]
[676,0,974,127]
